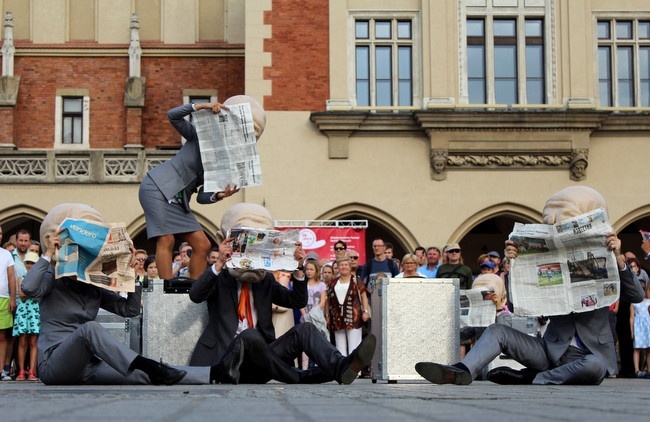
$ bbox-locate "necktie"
[238,281,254,328]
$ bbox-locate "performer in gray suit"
[416,186,646,385]
[22,203,240,385]
[138,96,266,281]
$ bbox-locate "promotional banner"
[276,226,367,264]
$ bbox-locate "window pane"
[640,21,650,39]
[356,46,369,78]
[467,46,485,78]
[525,20,543,37]
[63,117,72,143]
[527,80,544,104]
[494,20,516,37]
[616,21,632,39]
[641,47,650,106]
[526,45,544,103]
[597,21,610,39]
[468,80,486,104]
[73,117,82,143]
[495,80,517,104]
[617,47,633,106]
[376,46,391,79]
[355,47,369,106]
[376,46,392,106]
[598,46,612,106]
[375,21,391,39]
[397,21,411,39]
[63,98,82,112]
[398,47,412,106]
[467,19,484,36]
[190,97,210,104]
[495,45,516,78]
[355,21,369,39]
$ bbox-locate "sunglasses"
[135,257,146,262]
[447,249,461,254]
[349,256,359,260]
[334,247,346,251]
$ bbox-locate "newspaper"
[460,288,498,327]
[193,103,262,193]
[509,208,619,317]
[226,227,300,271]
[56,218,135,292]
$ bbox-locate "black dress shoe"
[486,366,537,385]
[336,334,376,385]
[147,362,187,386]
[415,362,472,385]
[212,338,245,384]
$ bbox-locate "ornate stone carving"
[0,75,19,105]
[446,153,571,168]
[56,159,90,177]
[2,11,15,77]
[430,149,447,181]
[569,149,588,181]
[0,158,46,176]
[124,76,146,107]
[105,158,138,177]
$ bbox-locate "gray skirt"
[138,175,202,239]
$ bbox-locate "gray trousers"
[38,321,210,385]
[461,324,607,385]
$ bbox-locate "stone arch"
[614,205,650,264]
[0,204,48,242]
[317,202,418,261]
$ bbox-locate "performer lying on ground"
[22,203,241,385]
[138,95,266,280]
[415,186,645,385]
[189,203,376,384]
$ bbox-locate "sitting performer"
[138,95,266,280]
[416,186,645,385]
[22,203,239,385]
[189,203,376,384]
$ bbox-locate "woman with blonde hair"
[326,254,369,356]
[395,254,426,278]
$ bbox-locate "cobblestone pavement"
[0,378,647,421]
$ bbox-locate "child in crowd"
[630,283,650,378]
[13,251,41,381]
[300,259,327,369]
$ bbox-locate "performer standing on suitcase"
[138,95,266,281]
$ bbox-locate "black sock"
[453,362,470,373]
[131,355,160,374]
[209,364,222,383]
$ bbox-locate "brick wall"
[11,55,244,149]
[263,0,329,111]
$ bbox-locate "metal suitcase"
[96,309,141,354]
[141,279,209,365]
[370,278,460,382]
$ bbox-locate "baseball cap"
[446,243,461,251]
[480,260,495,269]
[24,251,40,264]
[305,251,320,261]
[487,251,500,259]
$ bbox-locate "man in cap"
[436,243,473,289]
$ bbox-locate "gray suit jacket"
[543,265,645,375]
[147,104,215,212]
[21,257,141,365]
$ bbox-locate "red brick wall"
[0,108,14,144]
[11,55,244,149]
[263,0,329,111]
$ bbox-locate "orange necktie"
[238,281,254,328]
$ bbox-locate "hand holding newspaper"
[55,218,135,292]
[193,103,262,193]
[459,288,498,327]
[226,227,300,271]
[508,208,619,316]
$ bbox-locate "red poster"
[276,227,366,264]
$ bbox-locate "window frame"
[596,18,650,108]
[349,11,421,109]
[54,90,90,149]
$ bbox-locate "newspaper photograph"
[226,227,300,271]
[56,218,135,292]
[509,208,619,317]
[193,102,262,193]
[460,288,498,327]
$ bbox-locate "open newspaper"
[226,227,300,271]
[459,288,497,327]
[193,103,262,193]
[509,208,619,316]
[56,218,135,292]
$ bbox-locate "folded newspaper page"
[509,208,619,317]
[460,288,498,327]
[226,227,300,271]
[56,218,135,292]
[193,103,262,193]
